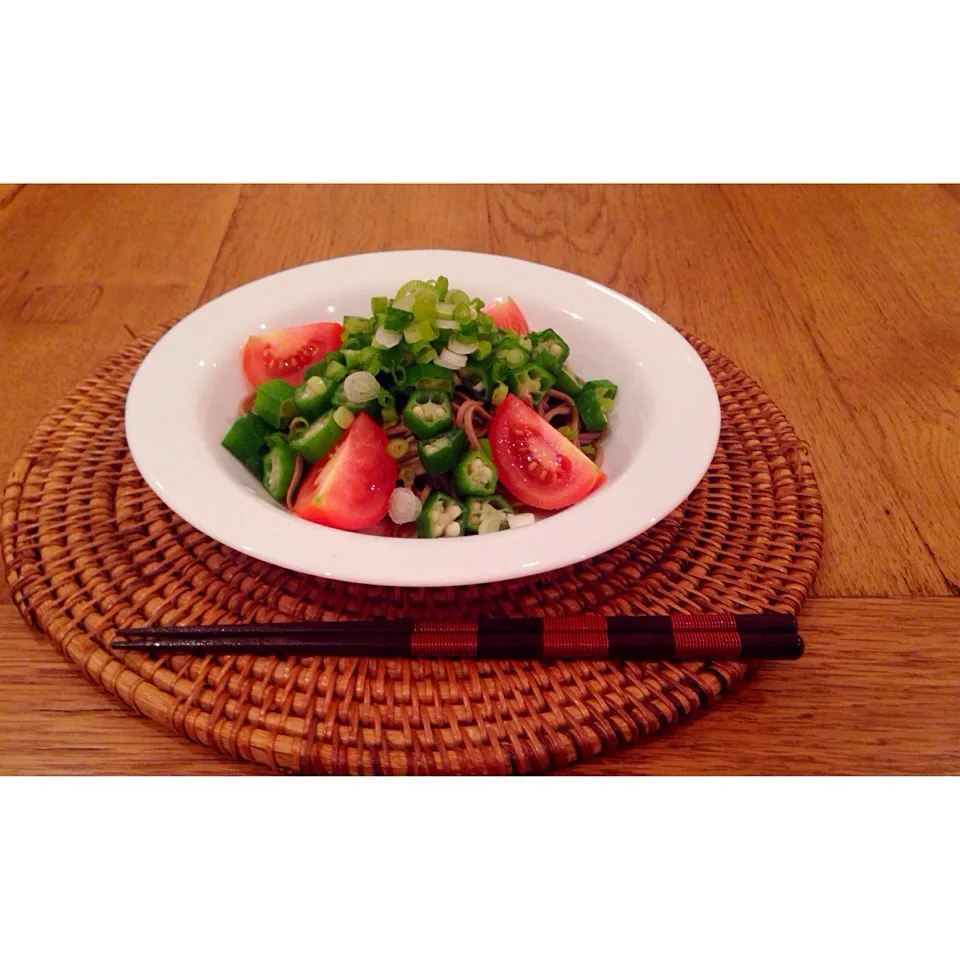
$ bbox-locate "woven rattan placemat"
[2,326,823,774]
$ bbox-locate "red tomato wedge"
[489,394,605,510]
[292,413,396,530]
[483,296,529,335]
[242,321,343,387]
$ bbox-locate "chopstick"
[112,613,803,661]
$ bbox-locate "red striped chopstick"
[112,613,803,661]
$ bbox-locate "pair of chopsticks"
[112,612,803,662]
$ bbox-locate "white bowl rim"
[125,249,720,587]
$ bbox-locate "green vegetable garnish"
[555,364,584,397]
[417,428,468,477]
[530,328,569,374]
[461,358,493,402]
[290,409,345,463]
[574,388,608,432]
[463,495,514,534]
[261,436,297,501]
[453,449,498,497]
[403,390,453,440]
[416,491,466,538]
[252,379,297,430]
[507,362,555,406]
[293,375,336,420]
[221,413,273,465]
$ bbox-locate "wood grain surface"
[2,184,958,775]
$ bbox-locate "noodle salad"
[220,278,618,537]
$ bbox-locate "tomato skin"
[489,394,604,510]
[483,297,529,335]
[242,321,343,387]
[292,414,396,530]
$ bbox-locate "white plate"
[125,250,720,587]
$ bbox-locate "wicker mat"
[2,326,823,774]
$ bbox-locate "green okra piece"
[416,491,466,539]
[453,448,499,497]
[574,387,608,432]
[252,379,297,429]
[463,495,513,534]
[289,409,345,463]
[417,428,468,477]
[293,375,336,421]
[403,389,453,441]
[261,437,296,500]
[529,328,570,374]
[555,364,584,397]
[221,413,273,464]
[507,363,555,406]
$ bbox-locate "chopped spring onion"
[388,487,423,524]
[412,344,438,364]
[325,359,348,383]
[344,316,375,335]
[343,371,379,404]
[331,380,378,416]
[384,305,413,331]
[396,280,437,302]
[491,382,509,405]
[436,318,459,329]
[435,348,468,370]
[413,296,438,324]
[445,289,469,306]
[386,438,409,459]
[374,325,402,349]
[507,512,536,530]
[332,406,355,429]
[447,337,478,355]
[436,303,456,319]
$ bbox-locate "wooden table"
[1,184,958,775]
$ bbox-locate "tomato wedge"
[483,296,529,335]
[242,321,343,387]
[292,413,396,530]
[489,393,604,510]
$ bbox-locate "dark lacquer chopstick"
[112,613,803,661]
